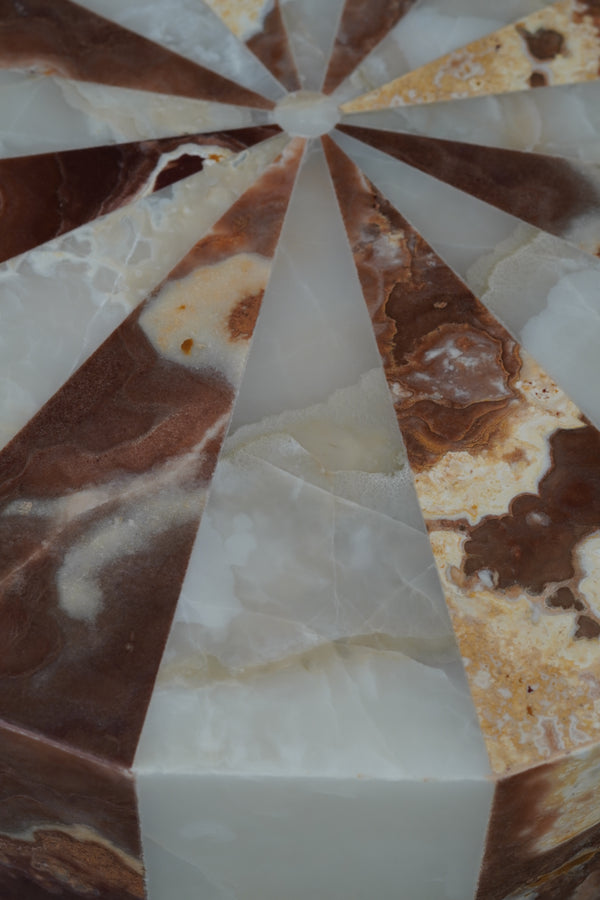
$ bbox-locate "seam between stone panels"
[0,716,133,778]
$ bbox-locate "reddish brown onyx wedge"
[204,0,300,91]
[0,0,274,108]
[476,747,600,900]
[323,134,600,776]
[0,724,144,900]
[0,137,305,767]
[0,126,280,264]
[338,123,600,256]
[246,0,301,91]
[324,129,600,899]
[322,0,418,94]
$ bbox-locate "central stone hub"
[274,91,341,138]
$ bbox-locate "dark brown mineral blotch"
[518,26,565,60]
[464,426,600,596]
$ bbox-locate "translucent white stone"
[0,72,260,157]
[334,0,548,103]
[468,228,600,429]
[136,775,494,900]
[76,0,285,101]
[274,91,340,137]
[342,80,600,162]
[332,129,519,279]
[7,3,600,898]
[231,139,383,428]
[0,134,288,448]
[280,0,346,90]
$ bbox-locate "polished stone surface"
[323,0,418,94]
[338,122,600,257]
[342,0,600,112]
[205,0,301,91]
[325,134,600,777]
[0,138,303,766]
[1,2,600,899]
[274,90,340,135]
[0,0,273,108]
[0,127,279,263]
[0,724,143,899]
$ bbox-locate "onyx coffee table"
[1,1,600,898]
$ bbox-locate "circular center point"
[274,91,341,138]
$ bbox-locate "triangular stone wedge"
[0,131,289,453]
[0,136,305,768]
[341,0,600,113]
[0,721,144,900]
[322,0,419,95]
[476,740,600,899]
[0,126,280,265]
[323,134,600,777]
[203,0,301,92]
[337,123,600,258]
[0,126,279,262]
[0,0,273,109]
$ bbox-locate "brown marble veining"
[0,0,273,108]
[323,0,418,94]
[246,0,301,91]
[477,745,600,899]
[322,135,522,472]
[0,126,280,265]
[0,721,143,899]
[0,137,304,767]
[337,124,600,254]
[323,134,600,777]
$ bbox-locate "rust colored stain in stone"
[0,0,273,107]
[247,0,300,91]
[504,447,527,466]
[464,425,600,594]
[180,338,194,354]
[575,0,600,39]
[228,291,264,340]
[518,26,565,60]
[322,135,521,471]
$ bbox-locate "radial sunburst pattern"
[1,2,600,899]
